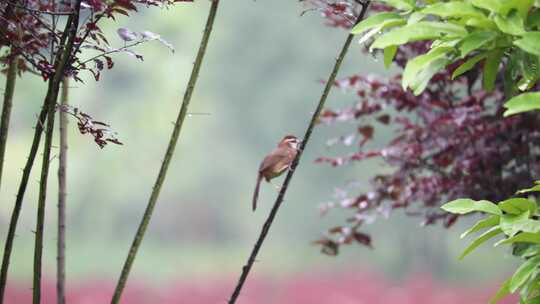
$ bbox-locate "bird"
[252,134,300,211]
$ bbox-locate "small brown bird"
[252,134,300,211]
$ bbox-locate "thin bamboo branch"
[33,81,57,304]
[56,77,69,304]
[227,2,371,303]
[109,1,220,303]
[0,53,18,193]
[0,85,48,304]
[34,2,81,301]
[0,1,82,302]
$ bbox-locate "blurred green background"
[0,0,517,291]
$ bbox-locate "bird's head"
[279,134,300,150]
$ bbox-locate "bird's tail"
[252,173,263,211]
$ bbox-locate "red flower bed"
[5,271,517,303]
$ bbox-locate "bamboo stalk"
[0,53,18,192]
[33,82,57,304]
[110,1,220,303]
[227,2,371,303]
[0,1,82,302]
[56,77,69,304]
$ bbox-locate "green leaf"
[527,10,540,30]
[496,232,540,246]
[442,198,502,215]
[504,91,540,116]
[494,10,526,35]
[370,21,467,50]
[407,12,426,25]
[377,0,415,11]
[472,0,510,16]
[431,36,461,49]
[499,212,540,237]
[383,45,398,68]
[466,16,498,30]
[459,226,502,260]
[489,277,511,304]
[514,32,540,56]
[500,211,533,236]
[520,270,540,301]
[504,55,518,97]
[460,215,500,238]
[358,19,407,45]
[499,198,537,215]
[522,52,540,82]
[420,2,485,18]
[458,31,497,57]
[518,244,540,258]
[518,184,540,194]
[510,255,540,293]
[528,295,540,304]
[452,53,488,79]
[402,46,452,91]
[411,57,451,94]
[483,49,504,92]
[351,13,402,35]
[511,0,535,19]
[513,219,540,234]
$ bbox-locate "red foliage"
[1,0,183,78]
[308,0,540,253]
[1,0,185,147]
[59,105,123,148]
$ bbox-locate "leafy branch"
[442,187,540,303]
[33,1,82,303]
[0,1,82,301]
[77,28,175,69]
[226,1,371,303]
[351,0,540,115]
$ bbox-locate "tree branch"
[56,77,69,304]
[109,1,220,303]
[33,1,81,302]
[0,52,18,193]
[227,2,371,303]
[0,1,82,302]
[33,75,57,304]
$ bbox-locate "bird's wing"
[258,148,296,173]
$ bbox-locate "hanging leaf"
[510,255,540,293]
[460,215,500,238]
[504,91,540,116]
[482,49,504,92]
[452,53,488,79]
[458,226,502,260]
[442,198,501,215]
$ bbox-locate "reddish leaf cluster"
[308,0,540,254]
[302,0,389,29]
[58,104,123,148]
[1,0,187,148]
[0,0,184,80]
